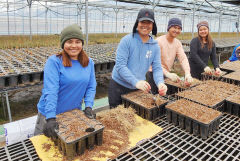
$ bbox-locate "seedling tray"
[165,99,222,140]
[221,72,240,86]
[165,78,201,95]
[121,92,168,121]
[175,95,225,111]
[56,109,104,160]
[201,71,227,81]
[225,101,240,117]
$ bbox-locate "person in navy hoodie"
[34,24,97,139]
[108,8,167,108]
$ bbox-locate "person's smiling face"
[168,26,181,38]
[64,39,83,60]
[198,26,209,39]
[137,20,153,37]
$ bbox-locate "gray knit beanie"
[167,18,182,31]
[197,21,209,30]
[60,24,84,49]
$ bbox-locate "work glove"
[184,74,193,86]
[204,66,212,75]
[84,107,96,119]
[215,68,222,76]
[135,80,151,92]
[165,72,180,82]
[158,83,167,96]
[43,118,59,139]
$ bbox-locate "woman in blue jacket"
[108,8,167,108]
[34,24,97,138]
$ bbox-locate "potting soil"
[165,78,202,88]
[30,106,163,161]
[122,90,167,108]
[166,99,222,124]
[177,80,240,106]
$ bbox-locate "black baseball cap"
[137,8,155,22]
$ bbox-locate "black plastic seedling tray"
[175,95,225,111]
[0,76,6,88]
[165,81,200,95]
[56,110,104,160]
[165,106,222,140]
[7,74,19,87]
[221,77,240,86]
[121,95,168,121]
[201,71,227,81]
[225,100,240,117]
[166,83,185,95]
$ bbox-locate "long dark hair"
[56,49,89,67]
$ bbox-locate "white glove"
[158,83,167,96]
[215,68,222,75]
[135,80,151,92]
[204,66,212,75]
[165,72,180,82]
[184,74,193,86]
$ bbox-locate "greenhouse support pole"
[152,0,160,11]
[218,11,222,39]
[165,11,168,33]
[114,0,119,38]
[102,8,104,33]
[191,0,205,38]
[238,11,240,37]
[191,7,195,38]
[7,0,10,35]
[85,0,88,46]
[14,0,16,34]
[27,0,32,40]
[5,91,12,122]
[45,2,48,35]
[1,94,6,118]
[182,10,185,35]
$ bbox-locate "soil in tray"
[56,109,103,143]
[122,90,167,108]
[166,99,222,124]
[165,78,202,88]
[222,71,240,81]
[201,71,227,78]
[73,105,137,161]
[226,93,240,103]
[220,61,240,71]
[176,80,240,107]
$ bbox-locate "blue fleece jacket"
[112,32,164,89]
[229,44,240,62]
[37,55,96,119]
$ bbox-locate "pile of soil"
[122,90,167,108]
[222,71,240,81]
[220,61,240,71]
[56,109,103,143]
[177,80,240,106]
[73,105,137,161]
[165,78,202,88]
[226,93,240,103]
[166,99,222,124]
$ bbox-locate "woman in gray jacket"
[188,21,222,79]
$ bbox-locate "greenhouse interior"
[0,0,240,161]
